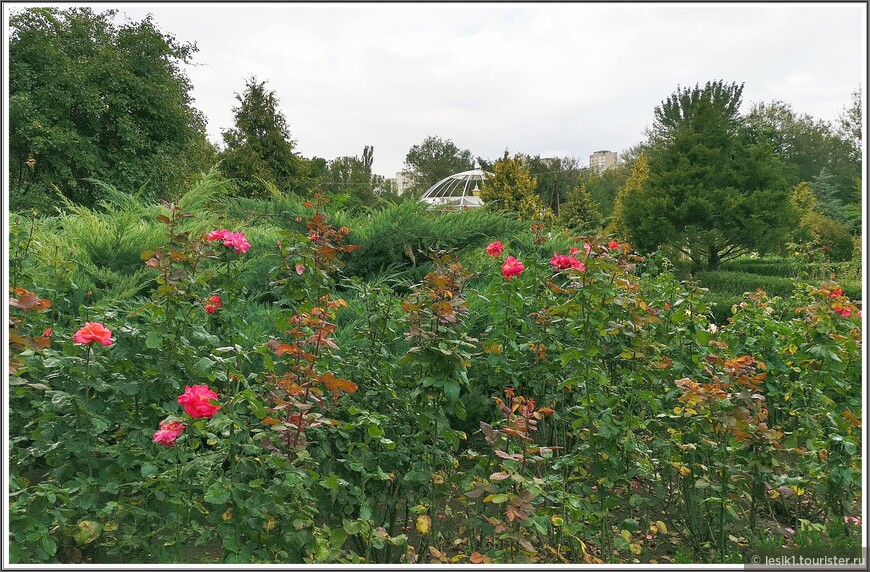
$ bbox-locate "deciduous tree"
[9,7,213,211]
[402,136,475,196]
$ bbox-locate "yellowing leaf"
[264,516,277,532]
[655,520,667,534]
[416,515,431,535]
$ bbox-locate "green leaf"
[360,505,372,521]
[343,519,361,535]
[141,463,158,478]
[204,483,231,504]
[455,400,467,421]
[193,357,213,378]
[444,380,460,405]
[145,332,161,349]
[367,423,384,438]
[247,396,266,419]
[330,527,347,548]
[118,382,139,395]
[41,535,56,556]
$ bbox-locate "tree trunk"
[707,247,721,270]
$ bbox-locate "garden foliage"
[8,181,863,564]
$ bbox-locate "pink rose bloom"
[295,264,306,275]
[832,303,852,318]
[177,385,222,418]
[568,247,579,255]
[153,420,186,447]
[204,304,217,314]
[858,310,863,319]
[486,241,504,257]
[207,229,231,242]
[73,322,113,346]
[223,231,251,254]
[608,240,619,250]
[550,252,585,271]
[583,243,592,253]
[501,256,524,279]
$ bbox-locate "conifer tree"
[480,151,548,220]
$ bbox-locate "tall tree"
[402,136,475,196]
[9,7,213,211]
[320,145,378,210]
[621,81,795,270]
[610,153,650,237]
[559,181,601,232]
[521,155,583,216]
[220,77,309,197]
[480,151,547,220]
[745,100,858,198]
[837,87,862,162]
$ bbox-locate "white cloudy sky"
[7,2,867,177]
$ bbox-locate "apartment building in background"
[395,172,414,195]
[589,150,618,173]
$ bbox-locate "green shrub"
[342,200,526,279]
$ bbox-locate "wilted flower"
[486,241,504,257]
[153,420,186,447]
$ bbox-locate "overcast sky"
[9,2,867,177]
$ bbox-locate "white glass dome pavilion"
[419,169,492,209]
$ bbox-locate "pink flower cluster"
[153,385,222,447]
[486,241,525,280]
[549,252,585,271]
[207,229,251,254]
